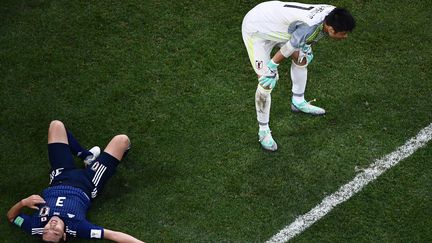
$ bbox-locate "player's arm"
[277,23,316,66]
[277,38,302,65]
[258,44,295,89]
[272,49,289,64]
[7,195,45,222]
[269,37,303,66]
[104,229,145,243]
[275,46,305,65]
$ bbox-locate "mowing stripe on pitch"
[267,123,432,243]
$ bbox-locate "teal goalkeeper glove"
[298,44,314,65]
[258,60,279,89]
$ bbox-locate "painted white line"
[267,123,432,243]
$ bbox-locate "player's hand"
[258,60,279,89]
[22,195,45,210]
[298,44,313,65]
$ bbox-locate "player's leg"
[242,31,278,151]
[103,134,131,161]
[48,120,69,144]
[52,120,100,164]
[47,120,76,171]
[65,130,101,166]
[290,51,325,115]
[48,120,100,169]
[66,130,98,162]
[85,134,130,199]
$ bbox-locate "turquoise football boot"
[258,128,278,151]
[291,98,326,115]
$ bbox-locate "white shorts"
[242,17,285,76]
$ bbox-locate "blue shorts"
[47,143,119,199]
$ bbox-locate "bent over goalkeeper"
[242,1,355,151]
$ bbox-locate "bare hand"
[22,195,46,210]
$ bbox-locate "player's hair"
[324,7,356,32]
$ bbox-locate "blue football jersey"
[12,185,104,239]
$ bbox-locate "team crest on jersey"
[91,161,100,171]
[255,60,263,70]
[39,206,50,217]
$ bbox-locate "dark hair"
[324,8,356,32]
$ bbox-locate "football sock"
[292,93,305,104]
[259,124,270,131]
[66,130,92,160]
[291,61,308,103]
[255,85,271,130]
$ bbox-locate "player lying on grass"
[7,120,144,243]
[242,1,356,151]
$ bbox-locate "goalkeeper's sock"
[67,130,92,160]
[291,61,308,102]
[292,93,305,104]
[259,124,269,131]
[255,85,271,128]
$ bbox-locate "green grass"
[1,0,431,242]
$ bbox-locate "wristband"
[268,59,279,70]
[280,43,296,58]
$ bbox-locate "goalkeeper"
[7,120,143,243]
[242,1,355,151]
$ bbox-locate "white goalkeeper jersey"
[242,1,335,48]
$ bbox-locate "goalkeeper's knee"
[292,59,309,68]
[292,50,311,67]
[256,84,273,101]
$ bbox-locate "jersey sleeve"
[76,220,105,239]
[11,213,44,236]
[289,23,317,48]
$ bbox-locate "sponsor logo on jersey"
[91,188,98,198]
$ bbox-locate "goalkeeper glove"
[298,44,314,65]
[258,60,279,89]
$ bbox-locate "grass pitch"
[1,0,431,242]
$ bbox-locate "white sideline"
[267,123,432,243]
